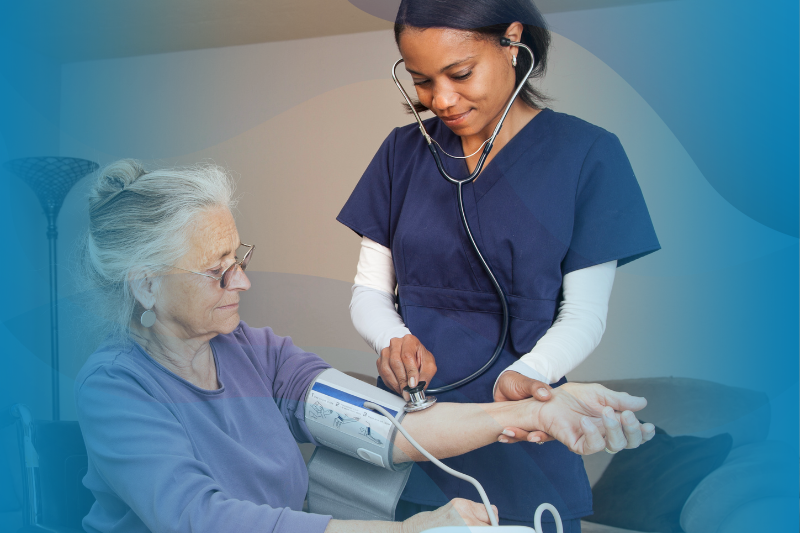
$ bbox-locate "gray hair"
[79,159,237,341]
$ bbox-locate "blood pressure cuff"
[304,368,410,471]
[305,369,413,521]
[307,447,412,521]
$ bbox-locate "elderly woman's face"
[157,207,250,339]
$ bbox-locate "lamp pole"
[5,157,99,420]
[45,199,61,419]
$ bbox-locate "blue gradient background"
[1,0,797,531]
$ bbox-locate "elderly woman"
[75,160,655,533]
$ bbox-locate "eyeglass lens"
[220,246,253,289]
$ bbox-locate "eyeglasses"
[170,243,254,289]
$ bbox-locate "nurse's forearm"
[496,260,617,387]
[350,285,411,354]
[393,401,539,463]
[350,237,411,354]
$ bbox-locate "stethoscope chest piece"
[403,382,437,413]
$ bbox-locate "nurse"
[337,0,660,530]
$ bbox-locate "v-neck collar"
[132,338,226,395]
[433,108,553,202]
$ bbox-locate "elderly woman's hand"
[401,498,497,533]
[325,498,495,533]
[511,383,655,455]
[561,382,656,452]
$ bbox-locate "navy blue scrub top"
[337,109,660,523]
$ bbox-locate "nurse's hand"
[377,334,437,398]
[401,498,497,532]
[495,371,554,444]
[494,371,553,402]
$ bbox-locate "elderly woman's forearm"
[392,401,538,462]
[326,520,404,533]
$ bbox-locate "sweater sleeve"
[238,323,331,444]
[76,363,331,533]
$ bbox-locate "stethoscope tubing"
[425,179,510,394]
[391,40,536,394]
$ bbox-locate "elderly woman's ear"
[129,268,160,312]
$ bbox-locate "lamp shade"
[5,156,99,216]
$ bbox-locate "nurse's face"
[398,26,519,139]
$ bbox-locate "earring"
[140,308,156,328]
[512,54,517,67]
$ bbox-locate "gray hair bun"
[90,159,148,212]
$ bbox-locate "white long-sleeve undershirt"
[351,238,412,353]
[349,236,616,386]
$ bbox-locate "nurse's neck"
[463,101,540,176]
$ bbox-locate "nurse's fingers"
[388,346,411,395]
[602,406,627,453]
[417,345,437,391]
[528,431,553,443]
[497,427,552,444]
[378,341,403,395]
[621,411,643,449]
[379,334,431,397]
[494,372,552,402]
[398,341,420,391]
[498,427,528,444]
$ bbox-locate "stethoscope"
[391,38,537,404]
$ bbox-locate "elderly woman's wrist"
[401,511,429,533]
[496,398,544,434]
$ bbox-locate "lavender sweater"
[75,322,333,533]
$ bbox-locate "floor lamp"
[6,157,99,420]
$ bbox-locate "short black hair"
[394,0,551,113]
